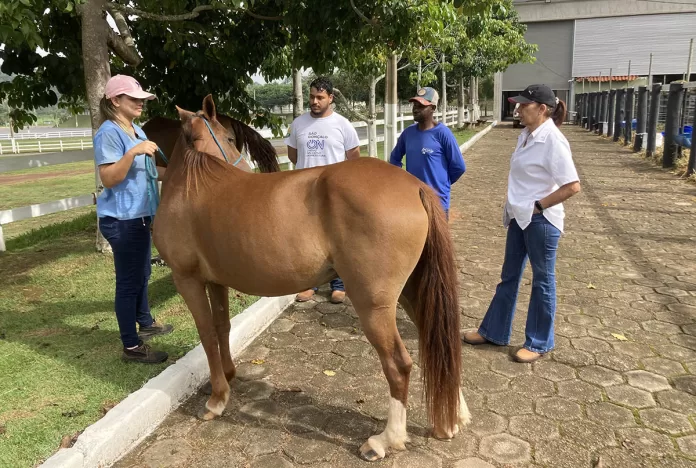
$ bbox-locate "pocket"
[98,217,117,239]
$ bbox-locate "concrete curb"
[40,294,295,468]
[459,120,498,153]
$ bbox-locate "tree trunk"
[292,68,303,118]
[368,75,378,158]
[82,0,112,252]
[470,76,481,123]
[384,55,398,161]
[457,77,466,128]
[440,53,447,126]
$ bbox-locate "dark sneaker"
[122,341,168,364]
[138,320,174,341]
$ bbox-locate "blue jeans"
[99,216,154,348]
[479,214,561,354]
[312,277,345,292]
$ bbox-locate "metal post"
[593,92,600,132]
[588,92,595,132]
[688,96,696,176]
[609,68,613,91]
[577,94,583,126]
[624,88,635,145]
[599,91,608,135]
[585,92,591,129]
[614,89,625,142]
[608,90,616,138]
[663,82,685,168]
[686,38,694,82]
[646,83,662,158]
[626,60,632,89]
[648,53,653,88]
[634,86,648,152]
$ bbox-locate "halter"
[196,114,244,166]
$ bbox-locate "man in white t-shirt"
[285,77,361,303]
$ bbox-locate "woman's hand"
[130,140,158,157]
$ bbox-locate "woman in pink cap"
[94,74,173,364]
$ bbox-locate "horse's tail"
[226,117,281,173]
[413,185,461,432]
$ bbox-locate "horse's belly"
[196,245,333,297]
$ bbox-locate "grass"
[0,161,94,210]
[0,212,257,468]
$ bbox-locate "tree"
[447,0,536,124]
[248,82,294,110]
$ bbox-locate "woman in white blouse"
[463,84,581,363]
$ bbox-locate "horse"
[142,114,280,174]
[152,95,469,461]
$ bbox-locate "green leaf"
[19,0,32,6]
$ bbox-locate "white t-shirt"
[503,118,579,233]
[284,112,360,169]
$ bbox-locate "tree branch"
[107,28,142,66]
[106,2,282,22]
[397,62,412,72]
[333,88,369,124]
[350,0,377,25]
[105,8,141,66]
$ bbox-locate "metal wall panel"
[573,13,696,77]
[503,21,574,92]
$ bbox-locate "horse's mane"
[220,115,280,173]
[180,117,228,195]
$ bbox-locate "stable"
[493,0,696,122]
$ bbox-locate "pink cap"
[104,75,156,100]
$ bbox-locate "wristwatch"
[534,200,544,213]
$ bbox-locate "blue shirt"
[94,120,155,220]
[389,123,466,210]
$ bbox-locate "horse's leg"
[207,283,236,382]
[173,274,229,420]
[354,299,412,461]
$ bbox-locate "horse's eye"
[227,138,234,143]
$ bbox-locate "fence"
[0,130,93,139]
[574,80,696,172]
[0,109,471,251]
[0,139,93,155]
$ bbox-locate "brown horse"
[152,95,469,461]
[142,114,280,173]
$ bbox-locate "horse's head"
[176,95,249,170]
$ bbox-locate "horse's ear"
[176,105,194,122]
[203,94,217,121]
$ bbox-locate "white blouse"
[503,118,579,233]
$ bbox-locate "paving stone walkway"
[115,125,696,468]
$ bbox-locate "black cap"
[508,84,557,108]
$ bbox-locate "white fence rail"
[0,130,93,140]
[0,139,93,155]
[0,109,473,251]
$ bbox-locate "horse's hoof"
[358,448,382,462]
[197,408,218,421]
[432,428,455,440]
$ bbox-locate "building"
[493,0,696,122]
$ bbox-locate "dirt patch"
[21,285,44,303]
[23,328,66,338]
[0,169,91,185]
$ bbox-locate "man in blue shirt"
[389,87,466,219]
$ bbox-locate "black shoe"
[122,341,168,364]
[138,320,174,341]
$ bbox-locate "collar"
[521,118,555,145]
